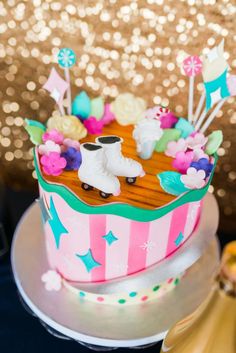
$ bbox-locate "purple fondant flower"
[83,116,103,135]
[40,152,66,176]
[190,158,213,178]
[42,129,64,145]
[61,138,80,152]
[61,147,82,171]
[172,151,194,174]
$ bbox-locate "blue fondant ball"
[72,91,91,120]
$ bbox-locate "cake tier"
[35,121,215,283]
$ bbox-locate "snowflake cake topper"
[58,48,76,69]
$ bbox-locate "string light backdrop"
[0,0,235,233]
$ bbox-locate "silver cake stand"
[11,193,220,350]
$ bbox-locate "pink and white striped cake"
[40,188,201,282]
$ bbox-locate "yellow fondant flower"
[111,93,147,126]
[47,115,87,141]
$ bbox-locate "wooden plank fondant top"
[42,121,176,210]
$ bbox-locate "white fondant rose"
[47,115,87,141]
[111,93,147,126]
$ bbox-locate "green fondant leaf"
[25,119,46,145]
[155,129,181,152]
[90,97,104,120]
[25,119,46,131]
[205,130,223,155]
[157,171,189,196]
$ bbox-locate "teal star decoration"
[76,249,101,273]
[48,196,68,249]
[102,231,118,246]
[36,197,51,224]
[175,232,184,247]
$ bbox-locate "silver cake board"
[11,193,220,349]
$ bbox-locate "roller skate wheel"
[82,183,93,191]
[126,177,136,185]
[99,191,111,199]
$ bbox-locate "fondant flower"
[100,103,116,125]
[172,151,194,174]
[160,112,178,129]
[41,270,62,291]
[190,158,213,178]
[165,138,187,158]
[61,147,82,171]
[183,55,202,77]
[47,115,87,141]
[38,140,61,156]
[192,148,209,162]
[83,116,103,135]
[40,152,67,176]
[111,93,146,126]
[42,129,64,145]
[62,138,80,152]
[186,133,208,150]
[181,167,206,189]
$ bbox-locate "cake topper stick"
[194,108,207,131]
[183,56,202,123]
[58,48,76,115]
[193,91,205,125]
[200,98,227,133]
[43,67,69,116]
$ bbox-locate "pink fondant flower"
[38,140,61,156]
[192,148,209,162]
[42,128,64,145]
[183,55,202,77]
[41,270,62,291]
[165,138,187,158]
[83,116,103,135]
[172,151,194,174]
[181,167,206,189]
[186,133,208,150]
[61,138,80,152]
[160,112,178,129]
[100,103,115,126]
[40,152,66,176]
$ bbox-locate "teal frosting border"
[34,149,218,222]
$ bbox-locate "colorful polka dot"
[79,291,85,297]
[118,299,126,304]
[153,285,160,292]
[97,296,104,302]
[129,292,137,297]
[141,296,148,301]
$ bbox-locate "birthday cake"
[25,41,230,305]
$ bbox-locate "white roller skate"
[78,143,121,198]
[95,136,145,185]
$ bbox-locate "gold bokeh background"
[0,0,235,233]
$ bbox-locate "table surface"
[0,187,235,353]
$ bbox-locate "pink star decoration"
[43,68,69,104]
[183,55,202,77]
